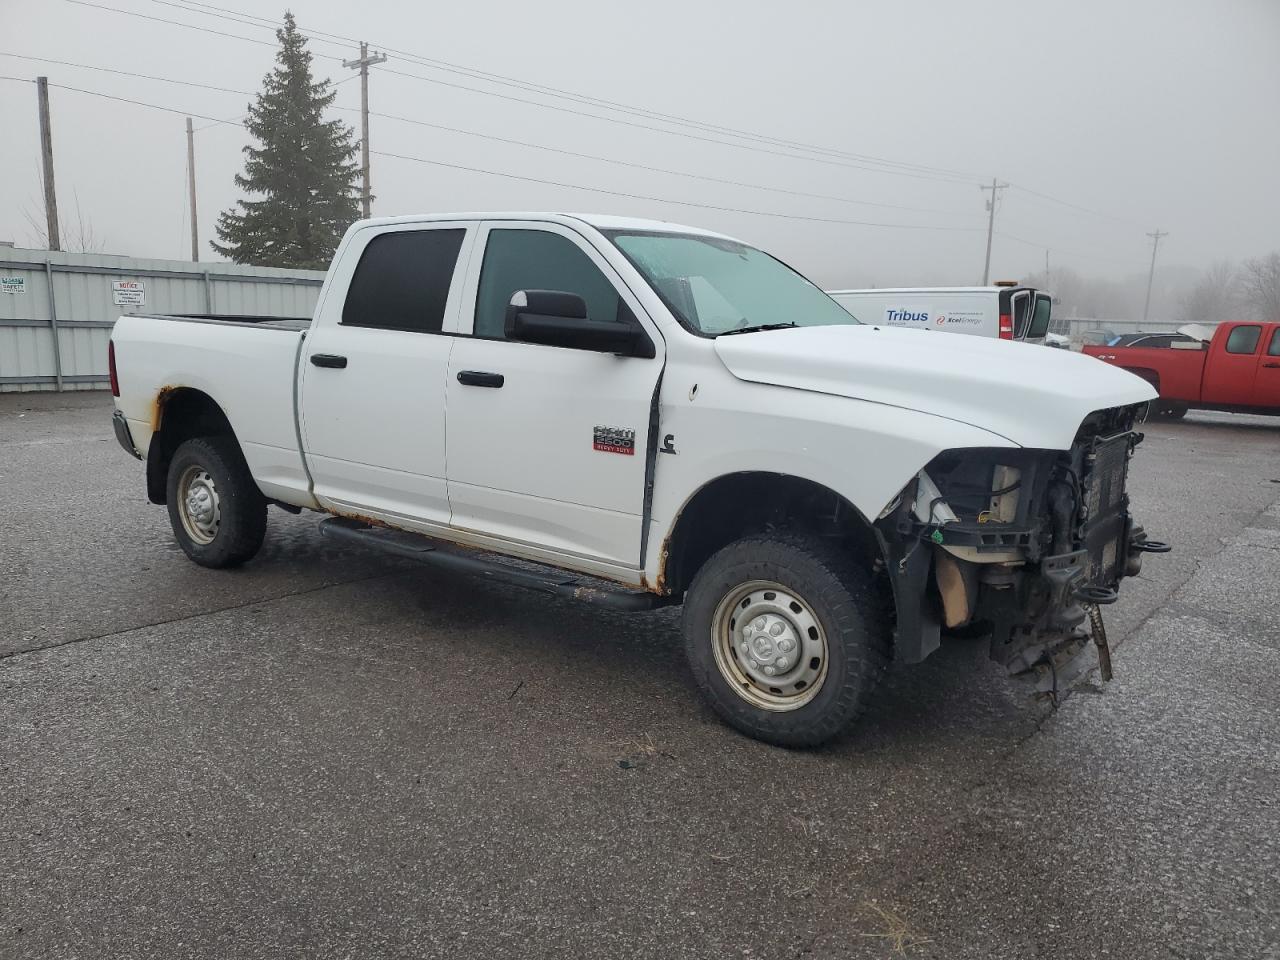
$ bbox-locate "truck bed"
[111,311,313,506]
[1082,343,1207,402]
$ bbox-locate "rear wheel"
[166,436,267,568]
[682,534,890,748]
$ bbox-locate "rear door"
[1251,325,1280,408]
[300,221,475,527]
[1025,293,1052,344]
[1203,322,1264,406]
[443,221,663,573]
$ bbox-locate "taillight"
[108,340,120,397]
[998,313,1014,340]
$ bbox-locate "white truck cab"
[826,285,1054,343]
[109,213,1165,747]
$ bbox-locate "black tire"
[165,436,267,568]
[1162,404,1188,421]
[682,534,891,748]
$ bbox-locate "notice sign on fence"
[1,276,25,294]
[111,280,145,306]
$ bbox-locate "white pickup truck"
[110,213,1168,747]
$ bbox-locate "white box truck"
[826,285,1053,343]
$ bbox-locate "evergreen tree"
[212,12,360,268]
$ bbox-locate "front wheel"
[682,534,890,748]
[166,436,267,568]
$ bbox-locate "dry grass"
[858,901,933,956]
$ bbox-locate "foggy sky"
[3,0,1278,318]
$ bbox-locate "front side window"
[606,231,856,336]
[1226,325,1262,355]
[474,229,624,339]
[342,229,465,333]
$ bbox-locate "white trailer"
[826,285,1053,343]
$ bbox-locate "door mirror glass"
[505,289,652,357]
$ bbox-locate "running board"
[318,516,675,612]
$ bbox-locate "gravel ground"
[2,392,1277,959]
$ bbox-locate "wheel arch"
[658,472,890,602]
[145,387,240,504]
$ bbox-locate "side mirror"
[504,290,654,358]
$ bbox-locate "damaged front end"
[877,403,1170,697]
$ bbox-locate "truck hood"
[713,325,1157,450]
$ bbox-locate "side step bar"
[318,516,676,612]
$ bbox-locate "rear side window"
[1268,329,1280,356]
[1225,325,1262,355]
[473,229,622,339]
[342,229,465,332]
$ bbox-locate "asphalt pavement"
[2,391,1277,959]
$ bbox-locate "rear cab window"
[342,229,466,333]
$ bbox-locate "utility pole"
[1141,229,1168,324]
[36,77,61,251]
[343,42,387,219]
[186,117,199,262]
[979,177,1008,285]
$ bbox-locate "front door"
[300,222,474,527]
[1203,323,1264,407]
[444,222,663,572]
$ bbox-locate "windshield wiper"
[717,322,798,337]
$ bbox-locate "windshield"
[605,231,858,336]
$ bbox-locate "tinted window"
[1269,329,1280,357]
[1012,294,1031,338]
[342,229,465,332]
[1029,295,1052,339]
[1225,325,1262,355]
[474,230,622,339]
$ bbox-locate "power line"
[371,149,986,233]
[0,51,254,95]
[365,108,972,217]
[996,230,1140,268]
[64,0,981,186]
[0,74,238,125]
[151,0,987,181]
[1007,183,1146,229]
[0,72,980,234]
[0,52,971,217]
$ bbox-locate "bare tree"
[19,190,106,254]
[1240,253,1280,320]
[1181,261,1237,323]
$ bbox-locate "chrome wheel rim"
[177,465,221,545]
[711,580,829,711]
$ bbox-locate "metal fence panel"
[0,247,323,392]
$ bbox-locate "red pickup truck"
[1083,321,1280,419]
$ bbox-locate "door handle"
[1264,362,1280,369]
[457,370,504,388]
[310,353,348,369]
